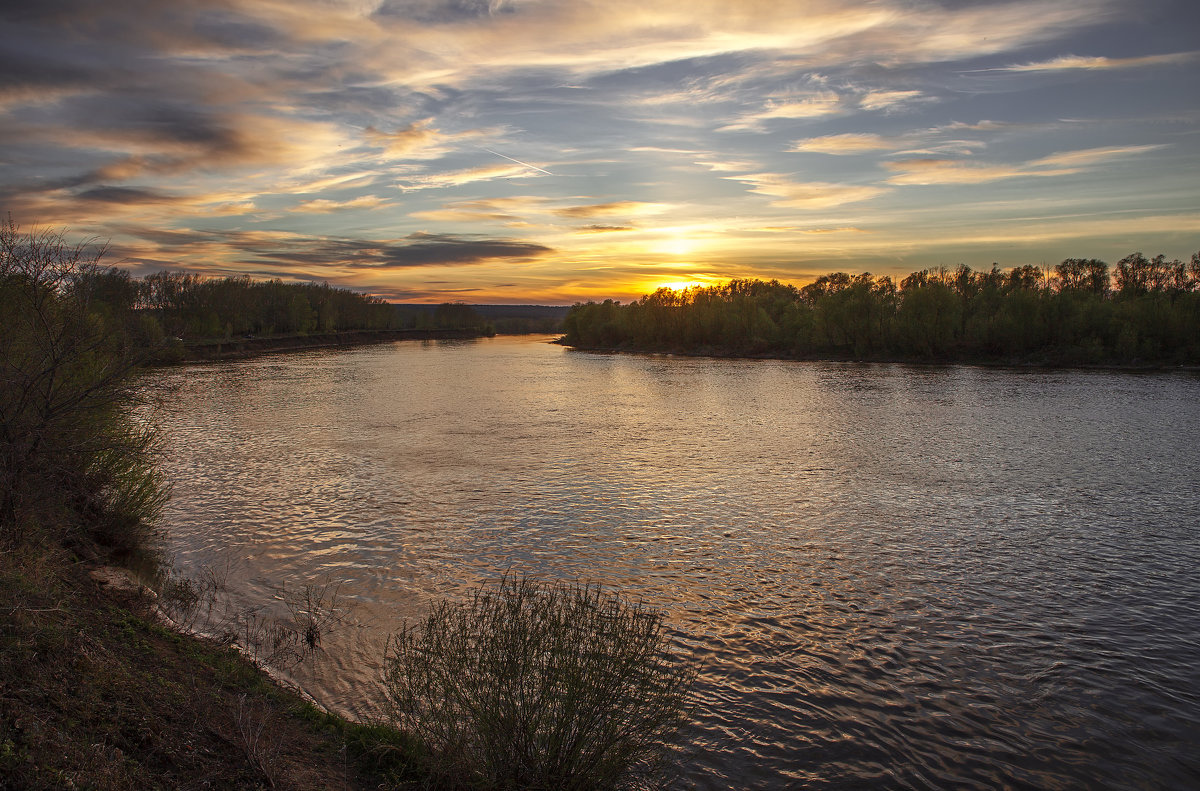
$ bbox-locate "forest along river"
[141,334,1200,790]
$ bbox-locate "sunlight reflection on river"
[142,335,1200,789]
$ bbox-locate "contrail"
[482,148,554,176]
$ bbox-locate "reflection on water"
[142,335,1200,789]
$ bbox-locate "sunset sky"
[2,0,1198,303]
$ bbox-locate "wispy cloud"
[410,196,550,225]
[293,195,388,213]
[574,224,637,234]
[719,92,843,131]
[790,133,897,154]
[859,89,928,112]
[884,144,1166,185]
[399,163,547,190]
[1031,144,1166,167]
[230,231,553,270]
[725,173,888,208]
[553,201,672,219]
[364,119,490,159]
[990,51,1200,72]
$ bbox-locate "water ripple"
[139,337,1200,789]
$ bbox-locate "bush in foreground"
[383,574,695,790]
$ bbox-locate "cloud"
[75,186,180,205]
[884,158,1069,185]
[695,159,760,172]
[221,231,554,269]
[574,224,637,233]
[399,163,547,189]
[939,120,1019,132]
[342,233,554,268]
[858,89,927,111]
[990,51,1200,72]
[725,173,888,208]
[719,91,844,131]
[1031,144,1166,168]
[789,133,896,154]
[293,195,388,213]
[553,201,672,219]
[104,225,553,271]
[884,144,1166,185]
[343,0,1109,93]
[410,196,552,224]
[363,118,489,159]
[798,226,867,234]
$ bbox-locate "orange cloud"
[790,133,896,154]
[293,195,388,213]
[553,201,672,219]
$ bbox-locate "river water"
[143,335,1200,789]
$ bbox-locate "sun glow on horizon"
[650,278,717,293]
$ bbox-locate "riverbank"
[0,545,423,790]
[156,328,493,364]
[556,339,1200,372]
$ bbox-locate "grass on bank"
[0,542,427,791]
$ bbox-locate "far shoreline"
[152,327,494,365]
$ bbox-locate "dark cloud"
[112,226,554,271]
[76,186,176,204]
[356,233,552,268]
[373,0,515,25]
[0,0,285,53]
[58,96,244,150]
[577,224,636,233]
[111,225,228,246]
[240,233,554,269]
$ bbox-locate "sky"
[2,0,1198,304]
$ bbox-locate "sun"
[656,236,696,256]
[650,229,702,256]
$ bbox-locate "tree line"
[562,253,1200,365]
[128,270,491,341]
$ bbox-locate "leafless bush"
[156,566,347,670]
[235,693,282,788]
[383,573,695,790]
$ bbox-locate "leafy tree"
[561,252,1200,365]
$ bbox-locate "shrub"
[383,574,695,791]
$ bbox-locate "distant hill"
[392,304,570,334]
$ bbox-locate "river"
[142,334,1200,789]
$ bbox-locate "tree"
[1054,259,1109,296]
[0,218,165,551]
